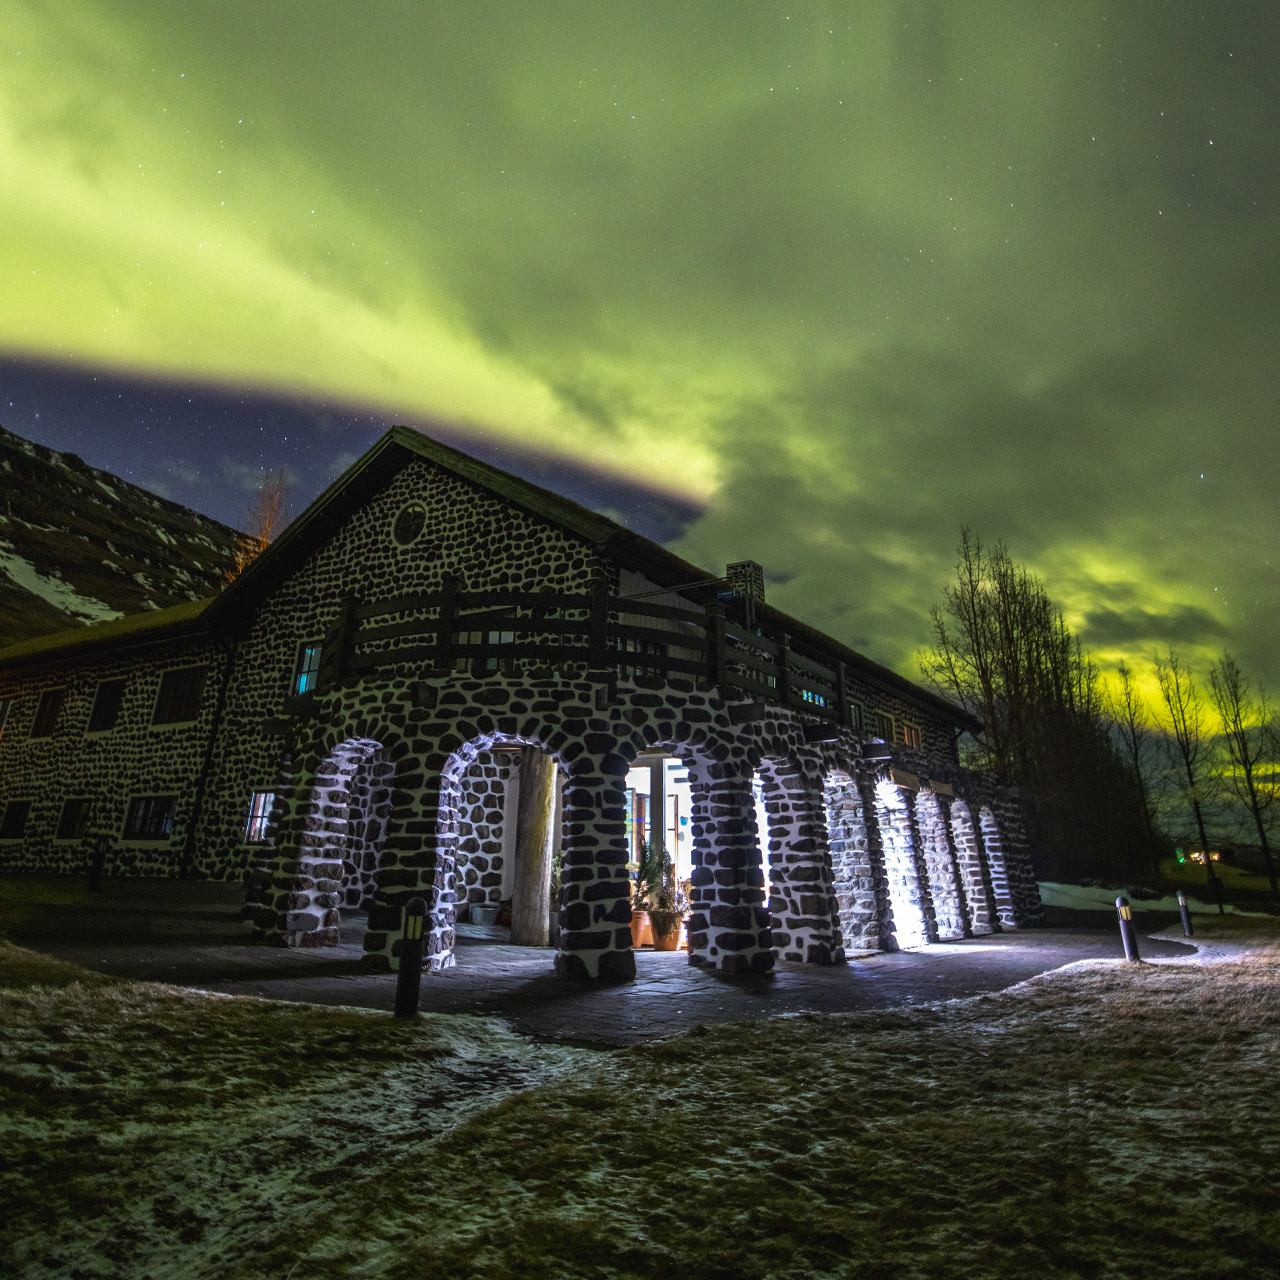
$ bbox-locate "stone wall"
[0,634,226,878]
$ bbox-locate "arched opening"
[823,770,881,952]
[622,742,709,954]
[754,756,843,964]
[872,779,932,949]
[913,789,968,940]
[441,732,567,956]
[949,799,997,935]
[978,807,1018,929]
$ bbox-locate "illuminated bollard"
[1115,895,1141,963]
[393,896,428,1019]
[1177,889,1194,938]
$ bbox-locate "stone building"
[0,427,1041,979]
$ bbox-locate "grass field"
[3,917,1279,1278]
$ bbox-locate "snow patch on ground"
[0,543,124,623]
[1038,880,1262,915]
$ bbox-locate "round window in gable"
[392,502,427,547]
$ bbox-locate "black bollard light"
[1177,889,1194,938]
[393,896,429,1019]
[1115,895,1141,963]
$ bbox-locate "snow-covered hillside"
[0,424,244,648]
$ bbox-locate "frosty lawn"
[3,924,1278,1279]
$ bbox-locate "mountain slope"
[0,423,244,649]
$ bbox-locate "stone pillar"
[510,747,556,946]
[760,765,844,964]
[977,806,1019,930]
[555,751,635,980]
[870,779,934,949]
[825,773,883,952]
[687,763,774,975]
[912,789,968,940]
[253,752,350,948]
[947,798,998,935]
[362,759,457,973]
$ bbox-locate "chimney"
[725,560,765,603]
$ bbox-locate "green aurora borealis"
[2,2,1277,694]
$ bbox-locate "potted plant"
[646,851,689,952]
[628,843,663,948]
[628,871,651,948]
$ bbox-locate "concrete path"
[2,876,1196,1046]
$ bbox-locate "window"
[620,637,667,679]
[244,790,275,844]
[293,643,323,695]
[0,698,13,739]
[123,795,178,841]
[483,629,515,674]
[56,798,93,841]
[29,688,66,738]
[152,666,207,725]
[902,723,922,749]
[0,799,32,840]
[452,629,483,673]
[873,711,895,742]
[848,701,865,733]
[392,502,427,546]
[800,688,827,707]
[87,679,128,733]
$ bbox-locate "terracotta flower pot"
[649,910,683,951]
[630,909,651,948]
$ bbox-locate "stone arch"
[611,722,771,975]
[978,806,1018,929]
[949,798,998,935]
[251,732,394,949]
[754,752,843,964]
[438,727,568,953]
[822,769,882,952]
[912,789,968,940]
[872,778,932,948]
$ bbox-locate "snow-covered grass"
[3,923,1279,1278]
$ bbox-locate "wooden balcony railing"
[315,580,857,727]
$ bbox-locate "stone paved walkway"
[2,876,1196,1046]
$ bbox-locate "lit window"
[903,723,921,749]
[801,688,826,707]
[152,667,208,725]
[29,688,67,739]
[0,799,32,840]
[293,643,323,694]
[56,798,93,840]
[87,679,127,733]
[123,795,177,841]
[244,790,275,844]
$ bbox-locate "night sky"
[2,3,1276,695]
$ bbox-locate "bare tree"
[1209,653,1278,898]
[1154,648,1222,908]
[920,530,1151,881]
[1107,661,1160,859]
[223,471,290,583]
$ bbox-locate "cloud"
[2,1,1278,695]
[1080,604,1230,649]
